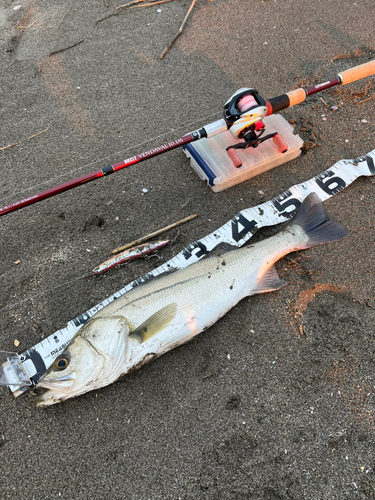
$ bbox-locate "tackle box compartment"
[183,114,303,192]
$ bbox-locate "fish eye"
[53,354,70,371]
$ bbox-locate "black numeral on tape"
[316,170,346,195]
[183,242,209,260]
[273,190,302,218]
[231,213,257,242]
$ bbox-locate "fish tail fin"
[289,193,349,248]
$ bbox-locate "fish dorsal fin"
[254,265,286,293]
[129,303,177,343]
[201,242,238,260]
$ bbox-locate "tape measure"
[2,149,375,397]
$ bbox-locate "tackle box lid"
[183,114,303,192]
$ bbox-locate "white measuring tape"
[3,149,375,397]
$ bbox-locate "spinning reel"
[223,88,288,167]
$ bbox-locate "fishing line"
[0,111,221,205]
[0,272,92,314]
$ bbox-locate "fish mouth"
[36,374,76,407]
[36,389,70,407]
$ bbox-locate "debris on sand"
[0,129,48,152]
[160,0,197,59]
[111,213,198,254]
[50,39,84,57]
[96,0,175,24]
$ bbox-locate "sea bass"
[36,194,348,406]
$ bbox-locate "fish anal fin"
[129,303,177,343]
[255,265,286,293]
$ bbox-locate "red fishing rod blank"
[0,132,209,217]
[1,59,374,217]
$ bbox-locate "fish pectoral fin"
[129,303,177,343]
[254,265,286,293]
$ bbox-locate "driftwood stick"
[130,0,174,9]
[96,0,172,24]
[0,129,48,152]
[356,94,374,104]
[111,213,199,254]
[96,7,129,23]
[97,13,119,23]
[160,0,197,59]
[50,39,84,57]
[116,0,153,10]
[17,20,38,30]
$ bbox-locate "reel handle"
[227,148,242,168]
[272,133,288,154]
[226,132,288,168]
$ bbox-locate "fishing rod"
[1,59,374,217]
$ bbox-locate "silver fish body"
[36,194,348,406]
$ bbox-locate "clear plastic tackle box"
[183,114,303,192]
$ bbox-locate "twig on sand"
[111,213,199,254]
[132,0,174,8]
[331,53,351,61]
[356,94,374,105]
[17,20,38,30]
[160,0,197,59]
[95,5,129,24]
[96,9,124,23]
[0,129,48,152]
[96,0,146,24]
[116,0,154,10]
[96,0,173,24]
[50,39,84,57]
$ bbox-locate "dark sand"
[0,0,374,498]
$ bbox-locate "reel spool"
[224,88,288,168]
[223,88,268,138]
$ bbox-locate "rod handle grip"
[266,88,307,116]
[339,59,375,85]
[286,88,307,107]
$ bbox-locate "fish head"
[36,315,130,406]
